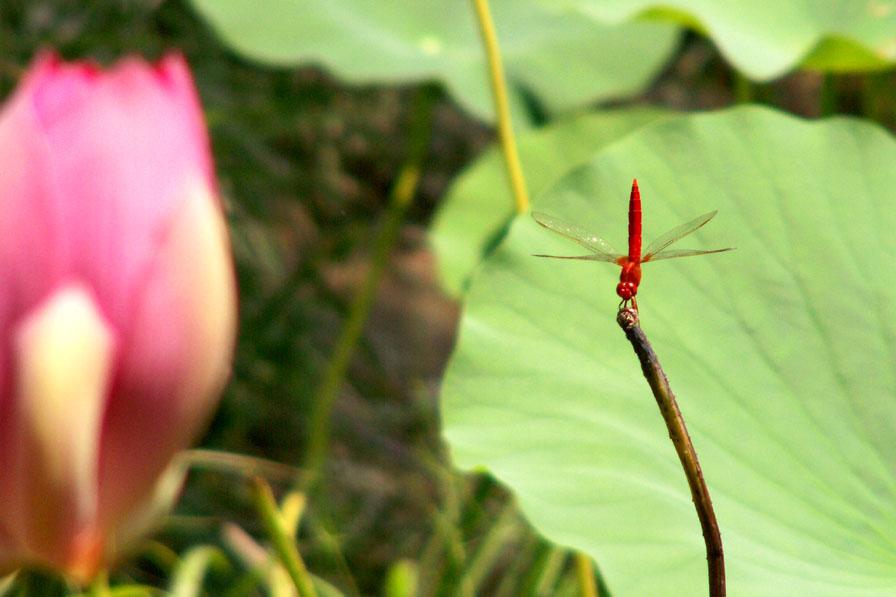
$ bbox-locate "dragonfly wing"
[644,247,734,262]
[532,211,622,263]
[643,210,718,260]
[533,253,619,263]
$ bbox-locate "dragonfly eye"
[616,281,637,299]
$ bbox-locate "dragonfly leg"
[618,297,639,312]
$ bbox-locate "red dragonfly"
[533,179,733,310]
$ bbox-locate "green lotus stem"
[573,553,599,597]
[169,546,229,597]
[733,72,754,104]
[820,73,838,116]
[616,308,725,597]
[457,502,517,593]
[861,74,884,122]
[184,448,302,483]
[87,571,110,597]
[251,478,318,597]
[471,0,530,214]
[303,87,436,487]
[520,542,564,595]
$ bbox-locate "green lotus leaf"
[561,0,896,79]
[189,0,679,122]
[432,107,673,296]
[442,106,896,596]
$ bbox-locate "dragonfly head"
[616,281,637,300]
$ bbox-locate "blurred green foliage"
[562,0,896,78]
[188,0,680,124]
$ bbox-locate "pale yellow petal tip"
[14,284,115,505]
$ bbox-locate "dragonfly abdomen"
[628,178,642,263]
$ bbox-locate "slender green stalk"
[529,547,566,596]
[861,74,880,122]
[861,73,891,125]
[416,461,466,595]
[0,572,17,595]
[616,308,725,596]
[139,541,180,576]
[819,73,838,116]
[87,571,111,597]
[251,478,318,597]
[471,0,530,214]
[573,553,598,597]
[303,88,436,486]
[733,72,754,104]
[184,448,301,484]
[169,546,229,597]
[456,503,518,595]
[383,560,418,597]
[304,514,361,597]
[493,535,538,597]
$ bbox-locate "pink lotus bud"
[0,53,237,581]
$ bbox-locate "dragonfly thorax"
[616,261,642,300]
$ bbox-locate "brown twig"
[616,308,725,597]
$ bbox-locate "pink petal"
[2,285,115,577]
[0,52,213,331]
[97,181,237,534]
